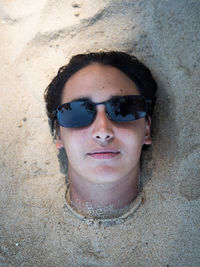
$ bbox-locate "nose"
[91,105,114,144]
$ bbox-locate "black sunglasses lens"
[107,96,146,122]
[57,101,95,128]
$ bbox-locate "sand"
[1,0,200,266]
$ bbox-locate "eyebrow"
[71,97,92,102]
[71,95,117,103]
[69,94,125,104]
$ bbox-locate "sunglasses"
[54,95,151,128]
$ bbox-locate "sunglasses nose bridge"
[94,99,111,116]
[95,102,112,122]
[91,104,114,143]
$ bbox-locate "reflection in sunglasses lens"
[107,96,146,122]
[59,101,95,127]
[57,96,147,127]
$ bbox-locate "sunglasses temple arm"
[145,99,152,118]
[53,109,57,115]
[146,99,152,104]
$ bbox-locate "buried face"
[57,63,151,185]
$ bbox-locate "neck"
[67,165,140,217]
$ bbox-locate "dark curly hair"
[44,51,157,138]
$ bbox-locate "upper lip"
[87,148,120,155]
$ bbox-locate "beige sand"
[1,0,199,266]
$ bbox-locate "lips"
[87,149,120,159]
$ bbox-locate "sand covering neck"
[64,184,143,228]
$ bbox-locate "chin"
[87,177,121,184]
[86,167,123,184]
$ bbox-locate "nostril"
[95,134,111,140]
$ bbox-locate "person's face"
[57,63,151,184]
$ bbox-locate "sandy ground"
[0,0,200,266]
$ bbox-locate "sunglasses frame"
[54,95,152,128]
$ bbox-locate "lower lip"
[88,152,120,159]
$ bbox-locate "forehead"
[61,63,139,103]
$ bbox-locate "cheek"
[117,124,145,150]
[60,128,88,154]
